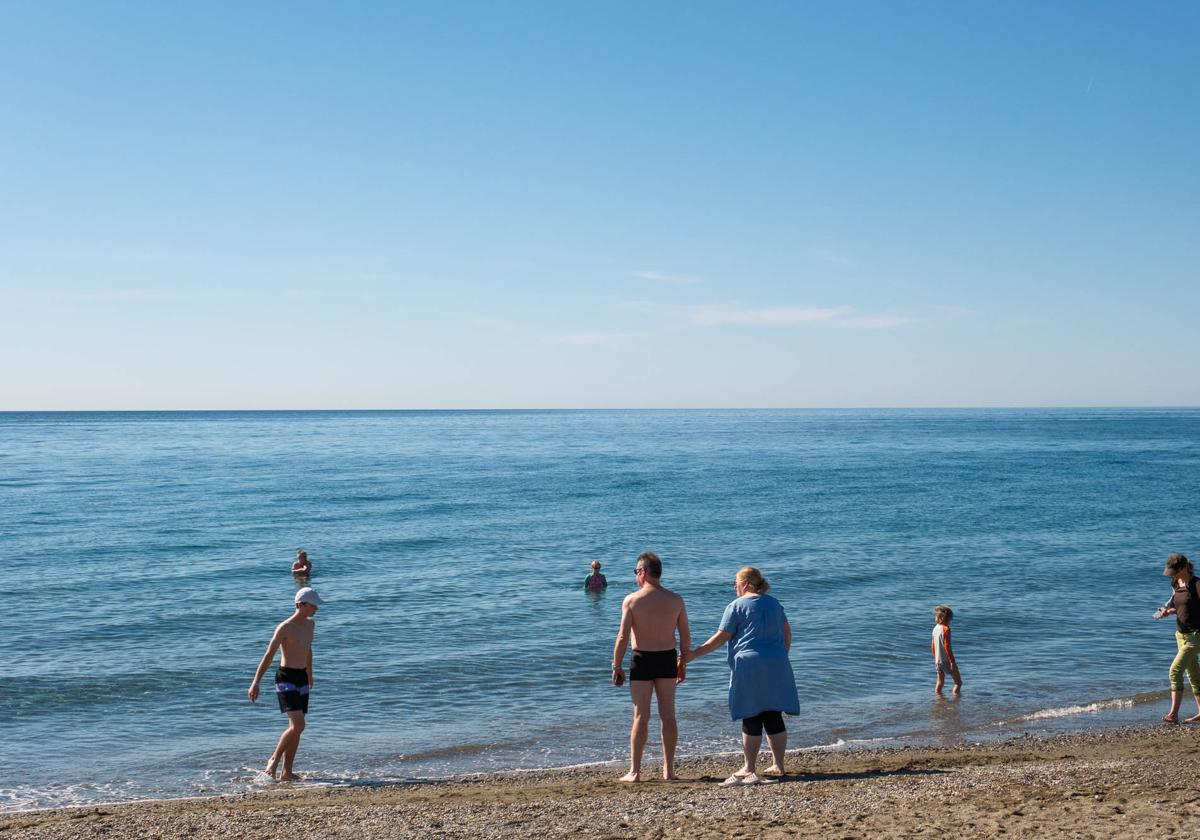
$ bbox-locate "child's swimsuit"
[275,666,310,714]
[931,624,953,674]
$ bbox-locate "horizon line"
[2,405,1199,414]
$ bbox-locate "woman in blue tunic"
[686,566,799,786]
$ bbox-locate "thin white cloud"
[542,331,637,346]
[44,289,186,303]
[837,313,911,329]
[630,270,701,286]
[808,249,856,267]
[691,305,852,326]
[690,304,909,329]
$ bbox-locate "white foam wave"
[1008,697,1135,723]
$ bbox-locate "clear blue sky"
[2,1,1196,409]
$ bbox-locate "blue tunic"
[718,594,800,721]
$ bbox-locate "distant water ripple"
[2,408,1199,810]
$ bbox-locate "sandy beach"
[4,725,1199,839]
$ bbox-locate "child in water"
[584,560,608,592]
[931,604,962,695]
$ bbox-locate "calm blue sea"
[3,409,1199,810]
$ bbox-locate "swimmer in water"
[584,560,608,592]
[291,549,311,577]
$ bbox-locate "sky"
[1,1,1197,409]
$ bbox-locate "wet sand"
[4,726,1199,839]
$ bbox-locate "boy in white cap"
[248,587,325,780]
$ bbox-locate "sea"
[3,408,1199,811]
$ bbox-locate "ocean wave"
[1003,696,1142,724]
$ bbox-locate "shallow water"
[2,408,1198,809]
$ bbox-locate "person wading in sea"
[248,587,324,780]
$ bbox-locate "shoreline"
[5,725,1200,838]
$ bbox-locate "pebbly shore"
[3,726,1199,839]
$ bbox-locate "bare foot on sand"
[1163,714,1179,724]
[618,771,640,783]
[760,765,784,777]
[1184,712,1200,723]
[263,757,279,779]
[279,771,301,782]
[663,771,681,781]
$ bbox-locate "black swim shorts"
[629,649,678,681]
[275,666,310,714]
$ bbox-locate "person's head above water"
[635,552,662,581]
[933,604,954,624]
[590,560,602,571]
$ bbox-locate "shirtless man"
[611,552,690,782]
[248,587,324,780]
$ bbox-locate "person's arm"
[675,601,692,683]
[944,627,961,684]
[784,620,792,652]
[307,645,314,688]
[611,596,634,685]
[248,626,284,702]
[687,629,732,662]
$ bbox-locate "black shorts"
[630,649,677,681]
[742,711,786,736]
[275,666,310,714]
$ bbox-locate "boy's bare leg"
[620,682,653,782]
[280,710,306,781]
[264,749,281,778]
[951,666,963,695]
[653,678,679,780]
[934,671,945,695]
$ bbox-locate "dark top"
[1172,576,1200,633]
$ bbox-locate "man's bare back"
[625,587,687,651]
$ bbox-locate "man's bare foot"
[760,765,784,777]
[663,772,680,781]
[263,757,279,779]
[618,771,640,783]
[1184,712,1200,723]
[1163,714,1180,724]
[279,771,301,782]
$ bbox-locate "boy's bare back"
[275,615,315,669]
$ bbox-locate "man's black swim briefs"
[630,649,678,681]
[275,666,310,714]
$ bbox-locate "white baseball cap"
[295,587,325,606]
